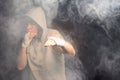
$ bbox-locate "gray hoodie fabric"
[23,7,66,80]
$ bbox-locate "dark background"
[0,0,120,80]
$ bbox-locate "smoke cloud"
[0,0,120,80]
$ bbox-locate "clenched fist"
[44,36,65,47]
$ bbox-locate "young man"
[17,7,75,80]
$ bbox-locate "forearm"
[17,32,33,70]
[47,29,76,56]
[46,36,76,56]
[63,41,76,56]
[17,47,27,70]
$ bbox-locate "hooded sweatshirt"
[23,7,66,80]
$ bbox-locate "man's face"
[27,23,37,38]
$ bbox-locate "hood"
[26,7,48,42]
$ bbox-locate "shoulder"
[49,29,60,34]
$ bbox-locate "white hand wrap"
[22,33,32,48]
[49,36,66,46]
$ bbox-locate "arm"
[45,29,76,56]
[17,30,36,70]
[63,41,76,56]
[17,47,27,70]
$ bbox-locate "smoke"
[55,0,120,37]
[0,0,86,80]
[94,46,120,80]
[1,0,120,80]
[75,0,120,20]
[77,0,120,39]
[65,55,87,80]
[55,0,120,80]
